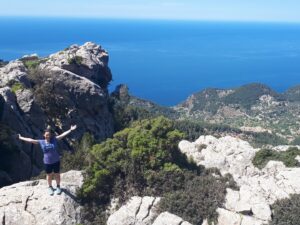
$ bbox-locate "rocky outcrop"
[107,196,191,225]
[107,196,161,225]
[0,170,83,225]
[0,42,114,186]
[45,42,111,88]
[179,135,300,225]
[152,212,192,225]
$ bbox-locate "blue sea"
[1,17,300,106]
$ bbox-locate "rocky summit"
[0,42,114,186]
[0,170,83,225]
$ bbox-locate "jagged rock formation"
[179,135,300,225]
[0,170,83,225]
[107,196,191,225]
[0,42,114,186]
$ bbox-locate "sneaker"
[48,187,54,196]
[55,187,62,195]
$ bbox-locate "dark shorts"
[45,161,60,174]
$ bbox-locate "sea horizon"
[1,17,300,106]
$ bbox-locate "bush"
[291,136,300,145]
[269,194,300,225]
[10,82,24,94]
[27,68,69,118]
[0,124,20,173]
[79,117,187,200]
[61,133,95,172]
[253,147,300,169]
[68,56,83,65]
[159,172,233,225]
[78,116,234,225]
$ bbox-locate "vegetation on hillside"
[109,86,287,148]
[0,123,20,187]
[253,147,300,169]
[223,83,282,109]
[76,117,235,225]
[269,194,300,225]
[27,68,69,118]
[67,55,83,65]
[0,59,8,67]
[284,85,300,102]
[20,56,47,70]
[109,84,178,131]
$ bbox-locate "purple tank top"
[38,137,60,164]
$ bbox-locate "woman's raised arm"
[56,125,77,140]
[18,134,39,145]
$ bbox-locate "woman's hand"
[70,125,77,131]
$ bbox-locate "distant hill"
[284,85,300,102]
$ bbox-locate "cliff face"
[0,42,114,186]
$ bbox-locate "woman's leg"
[53,161,61,188]
[47,173,53,187]
[54,173,61,186]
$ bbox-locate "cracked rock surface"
[0,170,83,225]
[179,135,300,225]
[107,196,191,225]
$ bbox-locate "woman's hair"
[44,125,53,134]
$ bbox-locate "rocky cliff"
[0,42,114,186]
[0,170,83,225]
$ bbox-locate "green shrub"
[269,194,300,225]
[79,117,187,199]
[24,60,40,69]
[291,136,300,145]
[159,173,232,225]
[253,147,300,169]
[61,133,95,172]
[27,68,69,118]
[78,116,234,225]
[11,82,24,94]
[68,56,83,65]
[0,124,20,173]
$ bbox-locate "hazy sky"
[1,0,300,22]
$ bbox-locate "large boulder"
[179,135,300,224]
[0,170,83,225]
[45,42,112,88]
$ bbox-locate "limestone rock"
[0,61,31,88]
[46,42,111,87]
[179,135,300,224]
[0,170,83,225]
[217,208,262,225]
[152,212,192,225]
[107,196,161,225]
